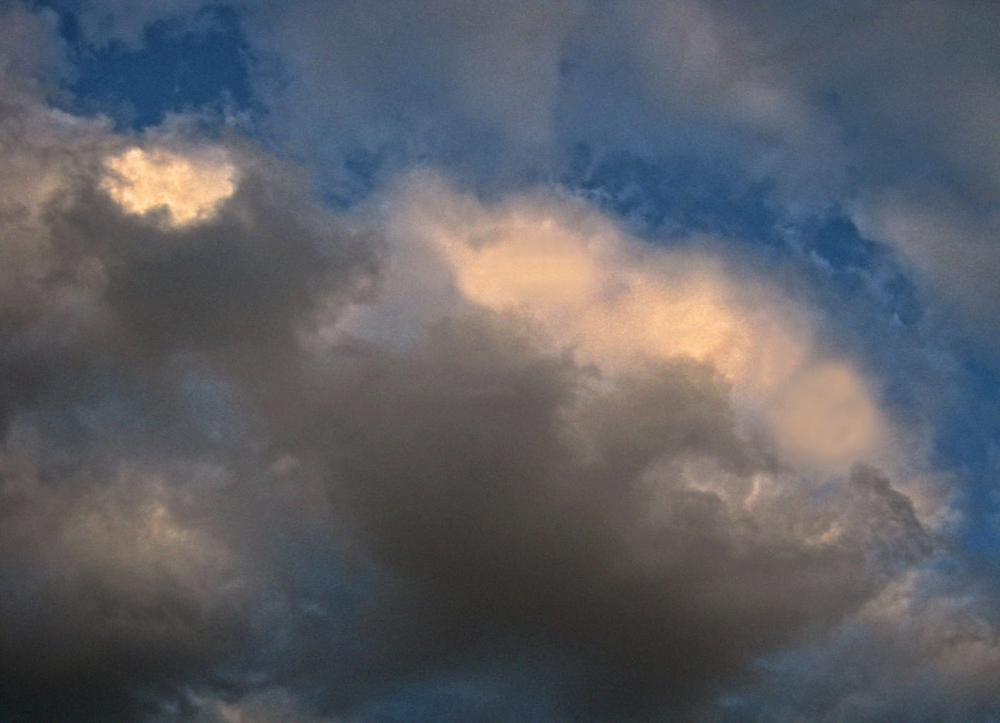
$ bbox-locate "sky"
[1,0,1000,721]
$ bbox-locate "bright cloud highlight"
[102,146,236,226]
[348,173,892,473]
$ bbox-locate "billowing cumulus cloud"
[343,173,908,480]
[102,146,237,226]
[0,12,372,718]
[1,1,999,722]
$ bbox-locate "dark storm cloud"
[0,9,375,719]
[0,458,248,722]
[253,314,929,720]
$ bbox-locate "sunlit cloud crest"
[102,147,236,226]
[364,174,890,472]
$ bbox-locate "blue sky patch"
[48,3,258,130]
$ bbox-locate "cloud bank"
[1,1,999,722]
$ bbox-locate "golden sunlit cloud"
[398,177,809,392]
[102,146,236,226]
[341,173,897,473]
[771,363,884,466]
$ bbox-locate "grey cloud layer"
[0,13,372,718]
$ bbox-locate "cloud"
[193,691,334,723]
[102,146,237,226]
[337,172,907,479]
[0,438,249,721]
[852,190,1000,340]
[279,174,938,718]
[1,2,998,722]
[720,568,1000,722]
[280,313,933,719]
[0,11,373,718]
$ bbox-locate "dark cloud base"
[0,158,931,719]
